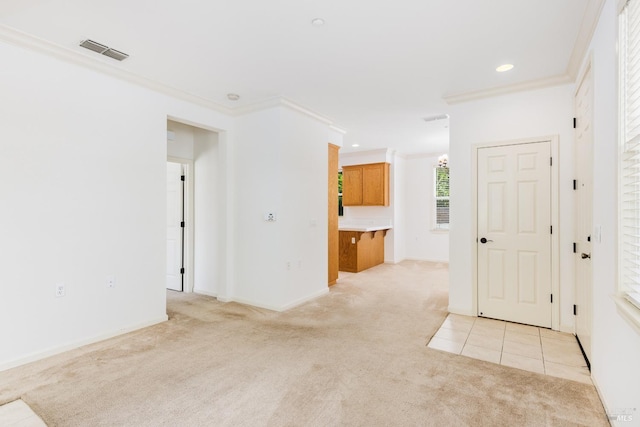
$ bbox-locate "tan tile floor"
[428,314,592,384]
[0,400,46,427]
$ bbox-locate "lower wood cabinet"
[338,229,387,273]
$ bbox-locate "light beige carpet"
[0,261,607,426]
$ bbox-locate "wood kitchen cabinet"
[342,162,389,206]
[338,229,388,273]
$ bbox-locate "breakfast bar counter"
[338,226,391,273]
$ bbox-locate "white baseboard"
[403,257,450,264]
[225,288,330,312]
[590,375,630,426]
[448,306,476,317]
[0,315,168,373]
[559,324,575,334]
[279,288,330,311]
[193,288,217,298]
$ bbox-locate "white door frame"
[168,156,195,293]
[471,136,560,330]
[573,58,594,360]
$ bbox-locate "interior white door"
[167,162,184,291]
[574,65,593,362]
[477,141,552,327]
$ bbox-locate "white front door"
[574,65,593,362]
[477,141,552,327]
[167,162,184,291]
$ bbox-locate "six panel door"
[477,142,552,327]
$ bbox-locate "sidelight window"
[434,166,450,230]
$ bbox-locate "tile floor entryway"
[428,314,591,384]
[0,400,47,427]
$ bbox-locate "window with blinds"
[434,166,449,230]
[620,0,640,310]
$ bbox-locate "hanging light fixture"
[438,154,449,168]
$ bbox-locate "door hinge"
[181,175,185,182]
[573,117,577,128]
[573,179,577,190]
[573,242,577,253]
[550,225,553,234]
[587,235,591,242]
[181,221,185,228]
[550,157,553,166]
[180,267,185,275]
[550,294,553,303]
[573,304,577,316]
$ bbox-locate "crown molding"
[405,151,448,160]
[443,74,572,105]
[566,0,606,80]
[339,148,390,158]
[444,0,606,105]
[231,96,337,126]
[0,25,234,115]
[0,24,348,129]
[329,125,347,135]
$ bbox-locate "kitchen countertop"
[338,225,392,232]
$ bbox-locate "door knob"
[581,253,591,259]
[479,237,493,244]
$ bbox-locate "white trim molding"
[566,0,607,79]
[0,24,346,131]
[444,0,605,106]
[0,24,232,114]
[444,75,572,105]
[612,294,640,336]
[0,315,168,373]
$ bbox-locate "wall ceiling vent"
[79,39,129,61]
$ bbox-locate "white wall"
[392,155,407,263]
[231,106,330,310]
[448,84,575,326]
[167,121,195,159]
[0,39,235,370]
[280,108,331,307]
[193,129,222,297]
[585,0,640,421]
[404,153,450,263]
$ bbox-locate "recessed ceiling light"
[311,18,325,26]
[351,144,360,147]
[227,93,240,101]
[496,64,514,72]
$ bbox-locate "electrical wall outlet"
[55,283,65,297]
[107,275,116,288]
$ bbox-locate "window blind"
[620,0,640,309]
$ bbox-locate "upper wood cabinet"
[342,162,389,206]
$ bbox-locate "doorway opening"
[166,119,222,297]
[166,160,186,292]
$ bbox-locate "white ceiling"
[0,0,599,155]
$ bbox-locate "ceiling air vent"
[423,114,449,123]
[79,39,129,61]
